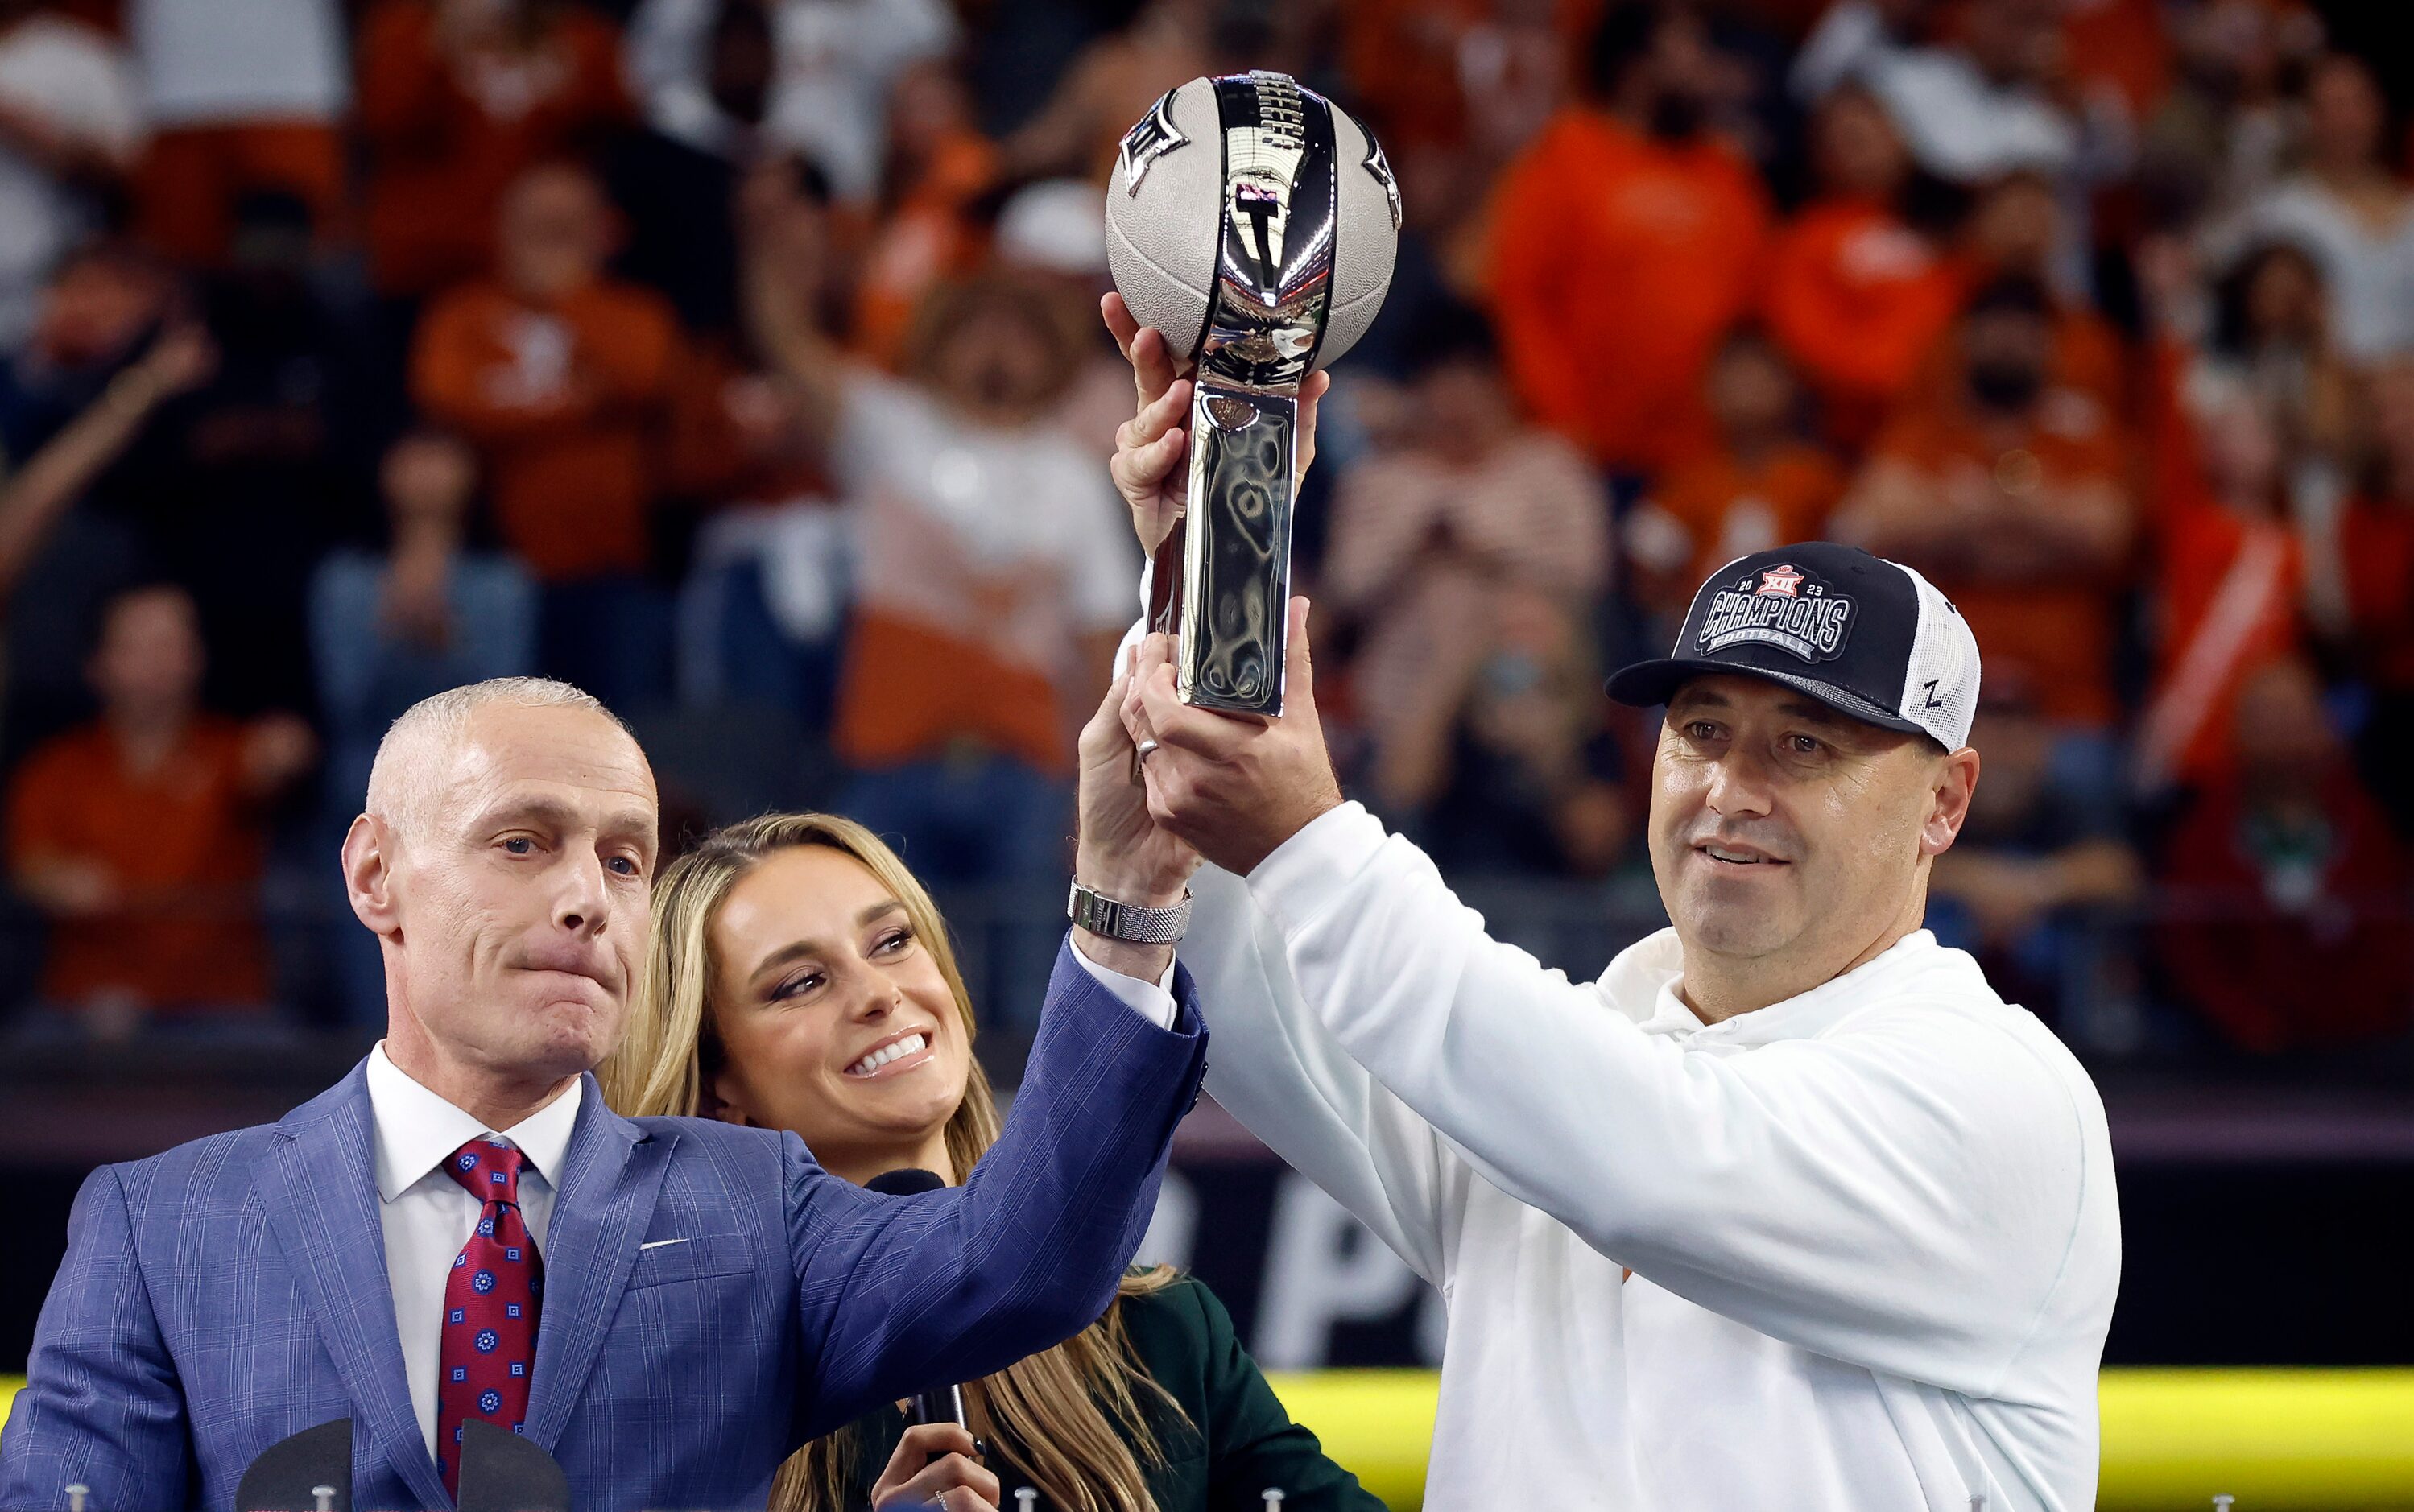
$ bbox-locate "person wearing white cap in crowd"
[1062,312,2121,1511]
[994,177,1109,277]
[993,176,1145,464]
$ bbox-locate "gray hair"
[365,677,633,839]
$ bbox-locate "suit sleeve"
[1183,1281,1387,1512]
[0,1167,189,1511]
[781,935,1207,1437]
[1246,803,2097,1394]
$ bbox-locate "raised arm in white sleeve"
[1179,860,1467,1287]
[1107,601,1465,1287]
[1242,801,2101,1398]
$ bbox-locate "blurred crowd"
[0,0,2407,1062]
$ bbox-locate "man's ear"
[342,812,403,936]
[1920,746,1982,858]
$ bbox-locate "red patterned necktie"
[434,1138,544,1496]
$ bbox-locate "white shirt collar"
[1613,927,1961,1046]
[365,1042,584,1204]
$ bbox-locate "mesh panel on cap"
[1896,564,1981,750]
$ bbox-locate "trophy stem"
[1176,379,1297,716]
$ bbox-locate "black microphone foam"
[866,1167,947,1197]
[456,1418,570,1512]
[234,1417,352,1511]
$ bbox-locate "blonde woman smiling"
[601,811,1383,1512]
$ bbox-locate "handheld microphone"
[865,1167,975,1435]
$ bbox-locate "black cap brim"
[1605,658,1931,737]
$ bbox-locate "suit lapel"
[523,1075,672,1452]
[253,1064,454,1511]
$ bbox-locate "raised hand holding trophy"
[1106,72,1399,715]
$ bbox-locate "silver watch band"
[1067,882,1192,944]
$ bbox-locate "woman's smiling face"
[704,846,970,1174]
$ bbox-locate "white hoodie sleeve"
[1232,803,2094,1397]
[1109,607,1471,1287]
[1183,861,1467,1287]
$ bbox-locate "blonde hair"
[598,812,1186,1512]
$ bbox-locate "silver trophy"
[1110,72,1399,716]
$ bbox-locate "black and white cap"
[1606,542,1982,750]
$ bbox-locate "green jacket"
[844,1276,1386,1512]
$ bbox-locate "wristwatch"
[1067,881,1192,944]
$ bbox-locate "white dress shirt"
[1069,944,1177,1029]
[364,1044,582,1458]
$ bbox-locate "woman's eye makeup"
[769,969,825,1002]
[762,920,915,1002]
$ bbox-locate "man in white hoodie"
[1053,305,2120,1511]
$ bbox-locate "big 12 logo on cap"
[1698,563,1855,663]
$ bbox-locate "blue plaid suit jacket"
[0,940,1207,1511]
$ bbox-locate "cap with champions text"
[1606,542,1982,750]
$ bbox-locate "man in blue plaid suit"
[0,679,1209,1511]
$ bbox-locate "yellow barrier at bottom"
[2098,1370,2414,1509]
[1264,1369,2414,1511]
[7,1369,2414,1507]
[1263,1370,1437,1508]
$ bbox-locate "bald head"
[345,678,659,1120]
[366,678,640,844]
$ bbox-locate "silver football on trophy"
[1105,73,1401,716]
[1106,74,1400,373]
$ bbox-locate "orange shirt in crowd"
[137,123,349,266]
[1487,110,1771,472]
[2061,0,2172,124]
[1339,0,1598,150]
[6,718,268,1011]
[1637,443,1846,613]
[2044,308,2131,420]
[665,341,832,508]
[358,0,627,297]
[1862,399,2134,726]
[412,278,682,582]
[851,130,998,369]
[1761,198,1963,447]
[1904,300,2132,427]
[2134,485,2304,792]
